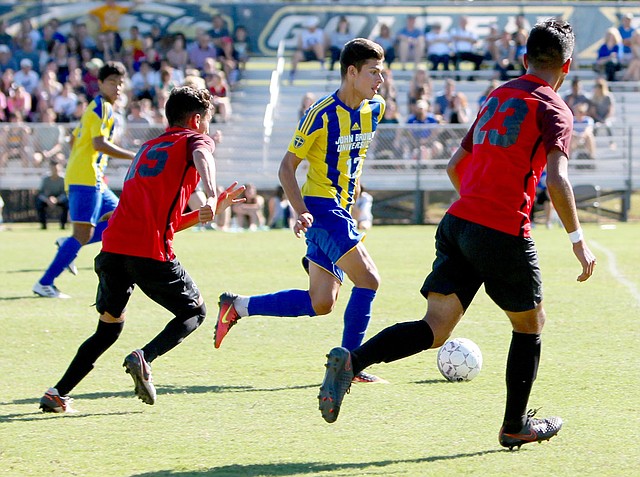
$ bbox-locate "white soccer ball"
[437,338,483,382]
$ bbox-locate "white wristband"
[568,227,584,244]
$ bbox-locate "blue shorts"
[303,196,363,282]
[68,185,119,226]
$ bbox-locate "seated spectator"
[407,67,432,114]
[352,184,373,230]
[593,27,624,82]
[232,183,266,230]
[166,34,189,72]
[425,22,451,71]
[618,13,636,64]
[289,17,326,83]
[52,82,78,123]
[0,88,6,122]
[14,58,39,95]
[482,23,501,65]
[267,186,295,229]
[83,57,104,100]
[450,16,484,76]
[130,60,158,102]
[0,44,18,73]
[32,107,66,166]
[0,111,33,167]
[15,36,40,75]
[327,16,355,71]
[299,91,317,119]
[187,31,218,73]
[378,68,397,102]
[563,77,590,112]
[396,15,425,70]
[232,26,250,76]
[373,23,396,69]
[209,14,234,60]
[206,71,231,122]
[35,69,63,115]
[478,79,499,110]
[35,158,68,230]
[0,19,12,47]
[622,29,640,80]
[442,91,471,124]
[433,77,457,117]
[493,29,517,80]
[70,21,97,51]
[589,78,616,145]
[7,85,32,121]
[127,100,151,124]
[512,14,530,67]
[404,99,443,162]
[371,97,402,162]
[124,25,146,66]
[570,103,596,162]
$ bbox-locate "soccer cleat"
[352,371,389,384]
[123,349,156,405]
[40,387,76,413]
[318,347,354,423]
[32,282,70,299]
[214,292,240,349]
[499,409,563,450]
[55,237,78,276]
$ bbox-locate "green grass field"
[0,223,638,476]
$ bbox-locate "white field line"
[590,239,640,306]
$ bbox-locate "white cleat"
[55,237,78,276]
[32,282,71,299]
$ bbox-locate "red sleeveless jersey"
[102,127,215,260]
[448,74,573,237]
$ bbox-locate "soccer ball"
[437,338,483,382]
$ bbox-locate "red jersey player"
[39,86,245,413]
[317,18,596,451]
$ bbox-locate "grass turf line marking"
[590,239,640,306]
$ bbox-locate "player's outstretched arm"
[92,136,136,160]
[546,149,597,282]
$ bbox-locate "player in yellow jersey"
[33,61,136,298]
[215,38,388,383]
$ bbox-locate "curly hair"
[165,86,213,127]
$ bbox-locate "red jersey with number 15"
[449,74,573,237]
[102,127,215,261]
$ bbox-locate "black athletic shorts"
[420,214,542,312]
[94,251,201,318]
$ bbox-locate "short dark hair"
[165,86,213,127]
[98,61,127,82]
[526,18,575,70]
[339,38,384,78]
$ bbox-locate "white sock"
[234,295,250,317]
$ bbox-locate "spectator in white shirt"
[425,23,452,71]
[450,16,484,77]
[14,58,40,95]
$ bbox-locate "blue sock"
[40,237,82,286]
[342,287,376,351]
[248,289,316,317]
[87,221,108,245]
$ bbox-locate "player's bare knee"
[311,297,335,316]
[100,311,125,323]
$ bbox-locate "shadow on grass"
[128,451,504,476]
[0,382,320,418]
[0,410,144,422]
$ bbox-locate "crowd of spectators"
[0,2,249,170]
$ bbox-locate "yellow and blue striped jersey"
[64,95,116,191]
[289,91,385,209]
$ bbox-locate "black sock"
[142,304,206,362]
[503,331,541,432]
[55,320,124,396]
[351,320,434,375]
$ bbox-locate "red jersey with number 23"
[449,74,573,238]
[102,127,215,261]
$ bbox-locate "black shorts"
[420,214,542,312]
[303,50,320,62]
[94,251,202,318]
